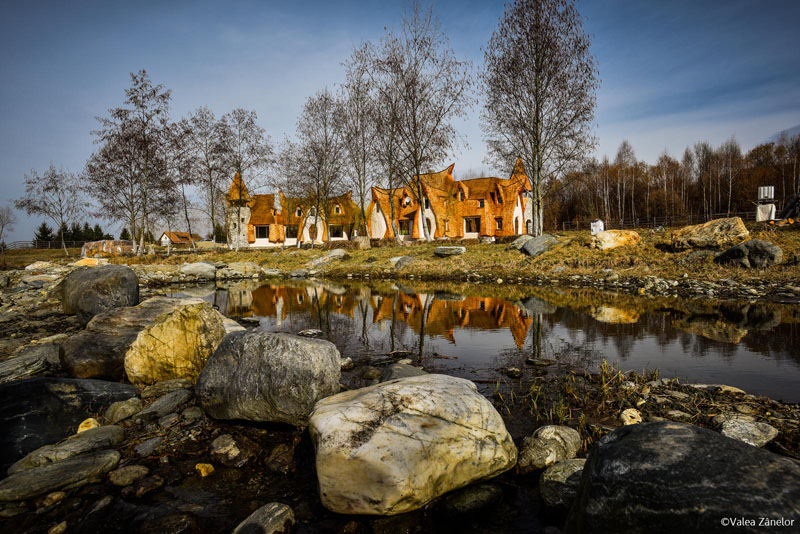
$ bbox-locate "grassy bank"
[3,226,799,284]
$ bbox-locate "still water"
[175,280,800,403]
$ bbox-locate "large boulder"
[521,235,557,258]
[0,378,136,473]
[0,450,120,502]
[389,255,416,270]
[671,217,749,250]
[61,265,139,325]
[540,458,586,511]
[60,296,226,384]
[565,422,800,534]
[434,246,466,257]
[589,230,640,251]
[0,341,62,384]
[308,374,517,515]
[714,239,783,268]
[180,262,217,280]
[81,240,134,257]
[197,331,341,425]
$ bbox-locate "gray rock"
[518,425,581,473]
[181,406,204,424]
[0,449,120,501]
[289,269,308,279]
[232,502,295,534]
[60,296,226,384]
[105,397,142,424]
[61,265,139,325]
[434,246,466,257]
[141,379,193,399]
[180,262,217,280]
[508,234,534,250]
[521,235,557,258]
[352,236,371,250]
[539,458,586,511]
[720,420,779,447]
[438,483,503,516]
[261,268,282,277]
[714,239,783,268]
[711,412,755,426]
[7,425,124,475]
[0,343,61,384]
[137,389,192,421]
[308,249,348,268]
[565,422,800,534]
[109,465,149,486]
[389,255,416,269]
[210,434,253,467]
[135,437,163,457]
[380,363,428,382]
[197,331,341,426]
[0,378,136,474]
[158,413,179,428]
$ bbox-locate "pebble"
[109,465,149,487]
[135,436,163,457]
[77,418,100,433]
[195,463,215,477]
[620,408,642,425]
[43,491,66,507]
[48,521,67,534]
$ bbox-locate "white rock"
[308,374,517,515]
[720,420,779,447]
[180,262,217,280]
[620,408,643,425]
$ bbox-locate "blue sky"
[1,0,799,241]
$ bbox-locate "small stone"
[43,491,66,507]
[620,408,642,425]
[620,381,637,391]
[735,404,758,415]
[77,418,100,433]
[132,475,163,498]
[503,367,522,378]
[666,390,690,401]
[109,465,149,487]
[48,521,67,534]
[105,397,143,424]
[518,425,581,473]
[265,443,295,474]
[181,406,204,424]
[232,502,295,534]
[135,437,163,457]
[720,420,779,447]
[141,379,193,399]
[297,329,323,338]
[211,434,253,467]
[158,413,179,428]
[361,367,381,381]
[137,389,192,421]
[89,495,113,514]
[438,483,503,516]
[195,463,214,477]
[712,413,755,426]
[340,357,354,371]
[666,410,692,421]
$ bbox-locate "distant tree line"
[33,221,113,243]
[545,135,800,229]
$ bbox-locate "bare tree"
[15,165,82,256]
[340,45,377,236]
[615,140,635,224]
[0,205,16,251]
[289,89,347,248]
[719,137,742,216]
[187,106,228,248]
[374,2,473,241]
[86,70,171,255]
[220,109,273,251]
[482,0,599,236]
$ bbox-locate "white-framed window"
[458,190,465,201]
[478,199,484,208]
[296,207,303,217]
[255,225,269,239]
[424,197,430,209]
[495,217,503,230]
[334,204,342,214]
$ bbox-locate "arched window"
[334,204,342,214]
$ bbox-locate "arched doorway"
[514,218,519,234]
[526,220,532,233]
[426,218,433,236]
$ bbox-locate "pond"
[174,279,800,404]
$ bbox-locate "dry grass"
[0,248,82,270]
[3,225,799,284]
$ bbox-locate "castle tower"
[226,172,251,249]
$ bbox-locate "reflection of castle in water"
[223,283,534,348]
